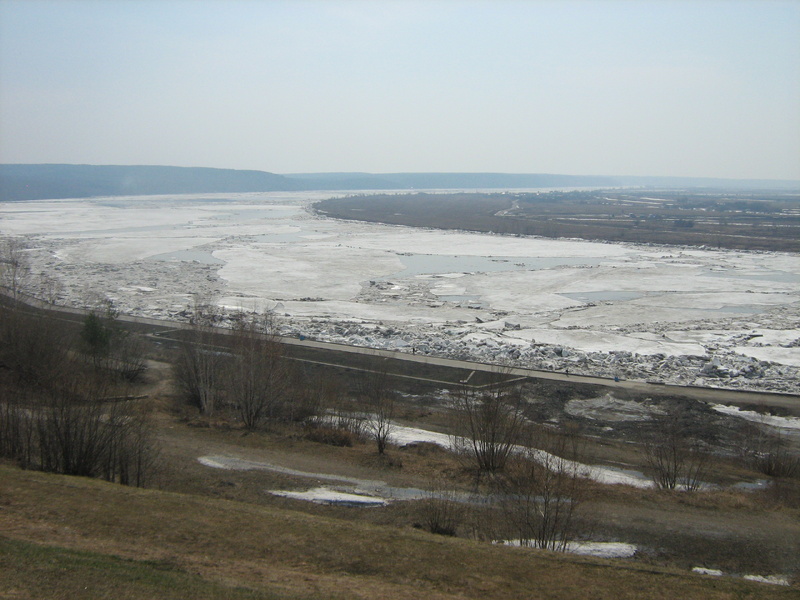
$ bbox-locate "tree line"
[0,301,156,486]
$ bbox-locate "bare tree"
[359,361,396,454]
[79,303,146,381]
[0,236,31,301]
[451,372,526,473]
[496,427,587,551]
[35,272,63,305]
[0,300,73,387]
[227,312,290,430]
[173,302,223,415]
[0,305,158,487]
[644,407,710,491]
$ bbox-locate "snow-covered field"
[2,191,799,392]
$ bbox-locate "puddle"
[198,455,462,503]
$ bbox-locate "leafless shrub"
[304,423,358,447]
[741,423,800,479]
[1,367,158,486]
[451,371,525,473]
[417,487,467,536]
[0,389,37,468]
[306,411,368,445]
[0,236,31,301]
[283,370,332,423]
[226,313,290,430]
[80,306,147,381]
[644,407,711,491]
[173,304,224,415]
[358,364,396,454]
[0,302,73,387]
[495,427,587,551]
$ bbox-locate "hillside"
[1,298,797,598]
[0,164,300,201]
[2,464,794,600]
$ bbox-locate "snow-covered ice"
[3,191,799,393]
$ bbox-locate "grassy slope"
[1,465,792,600]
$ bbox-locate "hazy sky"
[1,0,798,179]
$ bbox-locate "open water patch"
[149,249,225,264]
[560,291,646,303]
[382,254,601,279]
[704,268,800,285]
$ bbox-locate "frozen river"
[2,191,799,393]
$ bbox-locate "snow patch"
[502,539,638,558]
[743,574,791,586]
[564,394,664,422]
[692,567,723,577]
[270,487,388,506]
[710,404,800,430]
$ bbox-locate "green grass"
[0,537,281,600]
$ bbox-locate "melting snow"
[742,574,791,586]
[692,567,723,577]
[692,568,791,587]
[502,539,638,559]
[564,394,664,422]
[270,487,388,506]
[710,404,800,430]
[388,423,654,488]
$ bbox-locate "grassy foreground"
[0,464,793,600]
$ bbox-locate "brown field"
[313,189,800,252]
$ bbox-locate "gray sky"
[1,0,798,180]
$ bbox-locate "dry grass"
[1,465,795,600]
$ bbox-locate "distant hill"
[0,164,300,201]
[1,164,797,201]
[284,171,619,190]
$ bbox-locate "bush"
[304,424,357,447]
[416,489,466,536]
